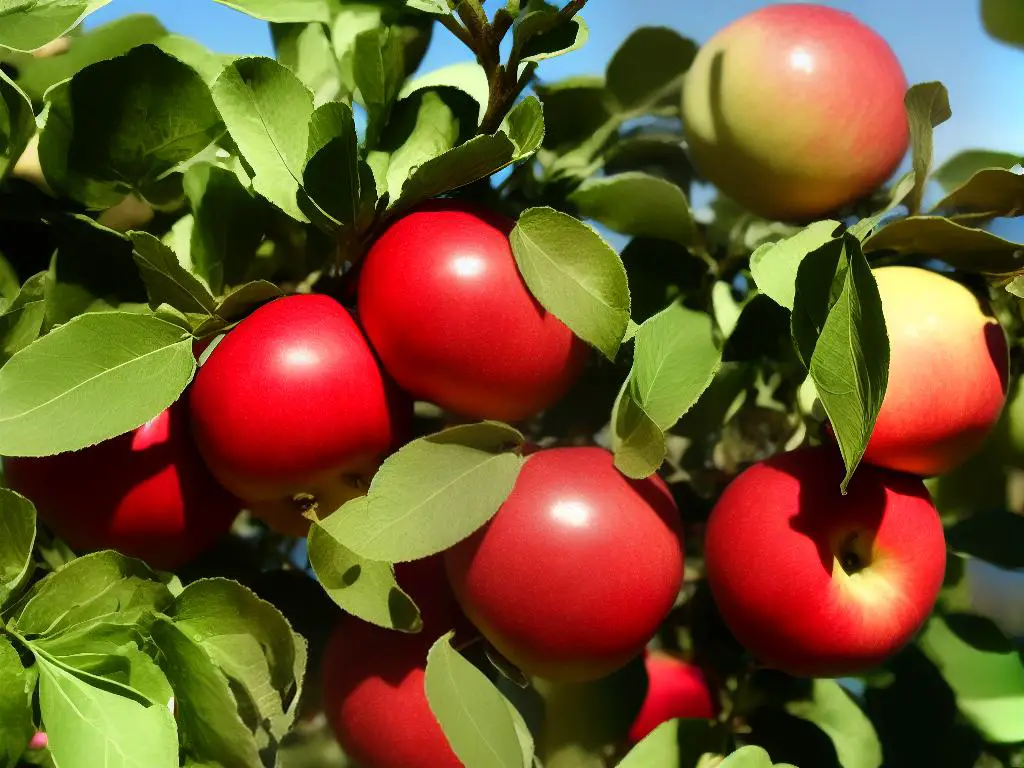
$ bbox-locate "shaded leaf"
[863,215,1024,274]
[605,27,695,112]
[0,271,47,365]
[130,233,217,318]
[0,0,113,52]
[212,0,329,22]
[0,70,35,183]
[786,680,882,768]
[0,635,35,766]
[0,489,36,610]
[945,510,1024,570]
[902,82,952,215]
[933,149,1021,193]
[750,220,843,310]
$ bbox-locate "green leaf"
[933,149,1022,193]
[0,71,34,184]
[570,172,701,249]
[617,719,720,768]
[169,578,304,739]
[394,95,544,210]
[0,312,196,457]
[157,34,233,85]
[209,280,283,325]
[307,500,422,631]
[930,167,1024,219]
[786,680,881,768]
[919,614,1024,743]
[211,57,313,222]
[605,27,695,112]
[510,206,630,361]
[271,22,340,105]
[406,0,450,13]
[720,746,776,768]
[0,0,113,52]
[610,383,667,480]
[512,6,588,64]
[212,0,329,22]
[535,76,614,152]
[10,551,173,638]
[425,632,528,768]
[184,163,270,293]
[749,220,844,310]
[791,235,888,493]
[130,233,217,318]
[37,655,178,768]
[0,635,35,766]
[0,271,47,366]
[331,422,525,563]
[945,510,1024,569]
[38,45,223,209]
[151,618,263,768]
[0,489,36,610]
[353,26,406,146]
[400,61,490,114]
[902,82,952,215]
[862,215,1024,274]
[379,90,464,203]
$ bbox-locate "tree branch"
[558,0,588,21]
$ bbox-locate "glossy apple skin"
[189,294,410,535]
[444,447,684,683]
[682,4,909,221]
[321,558,467,768]
[357,200,589,422]
[4,398,240,570]
[628,651,716,744]
[864,267,1008,477]
[705,446,946,678]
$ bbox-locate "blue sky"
[87,0,1024,165]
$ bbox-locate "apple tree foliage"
[0,1,1023,767]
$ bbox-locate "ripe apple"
[863,266,1008,477]
[189,294,410,536]
[444,446,684,683]
[682,4,909,221]
[628,651,716,744]
[357,200,588,423]
[4,398,240,570]
[704,446,946,678]
[321,558,467,768]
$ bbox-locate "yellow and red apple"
[704,446,946,678]
[682,4,909,221]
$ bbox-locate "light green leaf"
[0,635,35,766]
[212,0,329,22]
[425,632,528,768]
[570,172,701,248]
[611,383,667,480]
[353,25,407,146]
[0,312,196,456]
[0,271,47,366]
[0,489,36,610]
[720,746,776,768]
[307,500,422,631]
[919,614,1024,743]
[902,82,952,215]
[406,0,450,13]
[0,70,34,183]
[332,422,525,562]
[750,220,843,310]
[617,719,720,768]
[157,34,233,84]
[0,0,113,52]
[38,655,178,768]
[130,233,217,318]
[400,61,490,112]
[384,90,462,202]
[605,27,695,112]
[271,21,340,105]
[511,206,629,361]
[212,57,313,222]
[786,680,882,768]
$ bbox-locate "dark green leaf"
[750,220,844,310]
[0,489,36,609]
[0,312,196,456]
[513,6,588,64]
[331,423,525,562]
[902,82,952,215]
[130,233,218,318]
[37,655,178,768]
[10,551,173,638]
[919,614,1024,743]
[400,61,489,118]
[931,168,1024,218]
[0,635,35,766]
[791,235,888,492]
[308,499,422,631]
[212,57,313,222]
[786,679,881,768]
[425,632,528,768]
[212,0,329,22]
[982,0,1024,48]
[933,149,1022,193]
[570,172,701,249]
[0,70,34,183]
[353,26,406,146]
[605,27,695,112]
[203,280,283,332]
[863,215,1024,274]
[0,271,47,365]
[38,45,222,209]
[151,618,263,768]
[603,135,693,190]
[510,206,630,361]
[943,613,1016,654]
[534,76,614,152]
[946,510,1024,570]
[0,0,113,52]
[302,100,371,234]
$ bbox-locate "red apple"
[357,200,588,423]
[628,651,716,744]
[321,558,466,768]
[188,294,410,536]
[704,446,946,678]
[864,266,1008,477]
[444,446,684,683]
[682,4,909,221]
[4,398,240,570]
